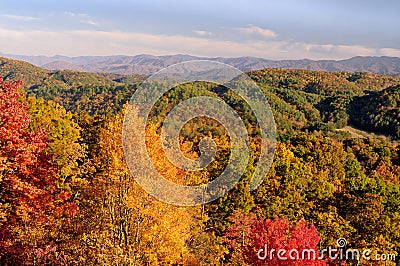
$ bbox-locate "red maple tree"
[225,211,345,265]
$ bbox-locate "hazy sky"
[0,0,399,59]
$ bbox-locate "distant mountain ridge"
[1,53,400,76]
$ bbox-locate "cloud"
[0,27,399,60]
[80,19,98,26]
[215,24,278,42]
[64,12,99,26]
[379,48,400,57]
[303,43,377,58]
[0,14,39,21]
[237,24,278,39]
[194,30,213,37]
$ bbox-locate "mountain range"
[1,53,400,76]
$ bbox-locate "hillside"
[0,57,143,115]
[2,53,400,76]
[350,85,400,138]
[2,56,400,265]
[1,56,399,140]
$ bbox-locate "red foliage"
[34,245,68,266]
[0,78,78,264]
[224,211,343,266]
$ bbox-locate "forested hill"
[1,56,400,265]
[350,85,400,138]
[1,56,400,139]
[0,57,143,115]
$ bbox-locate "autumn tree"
[73,108,194,265]
[26,96,84,181]
[0,78,78,265]
[224,211,335,266]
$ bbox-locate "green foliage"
[349,85,400,138]
[2,57,400,140]
[0,57,143,116]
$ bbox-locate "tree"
[26,96,84,182]
[73,108,194,265]
[224,211,338,266]
[0,78,78,265]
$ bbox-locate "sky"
[0,0,399,59]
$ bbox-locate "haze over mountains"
[1,53,400,76]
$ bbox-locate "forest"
[0,57,399,265]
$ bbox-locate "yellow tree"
[26,96,84,181]
[74,109,193,265]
